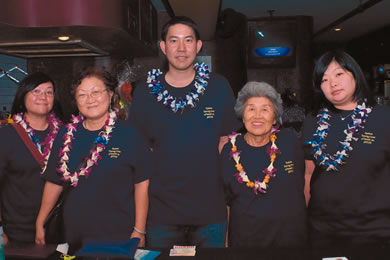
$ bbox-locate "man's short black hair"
[161,16,200,41]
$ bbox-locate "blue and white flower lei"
[306,102,372,171]
[147,62,210,113]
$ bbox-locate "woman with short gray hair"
[234,81,283,124]
[220,81,307,248]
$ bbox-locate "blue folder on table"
[75,238,140,258]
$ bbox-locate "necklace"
[228,127,280,194]
[305,102,372,171]
[339,111,354,121]
[147,62,210,113]
[13,113,62,173]
[57,111,117,187]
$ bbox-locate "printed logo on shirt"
[203,107,215,119]
[283,161,294,173]
[361,131,376,144]
[108,147,121,158]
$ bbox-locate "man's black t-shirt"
[130,72,241,225]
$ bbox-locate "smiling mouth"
[176,56,187,60]
[252,122,264,126]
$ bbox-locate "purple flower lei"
[13,112,62,173]
[146,62,210,113]
[228,127,281,194]
[57,111,117,187]
[305,102,372,171]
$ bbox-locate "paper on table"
[169,245,196,256]
[134,249,161,260]
[56,243,69,255]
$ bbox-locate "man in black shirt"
[130,16,241,248]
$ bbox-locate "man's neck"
[165,67,196,88]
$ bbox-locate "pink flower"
[234,173,243,183]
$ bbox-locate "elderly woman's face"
[75,76,113,121]
[243,96,276,137]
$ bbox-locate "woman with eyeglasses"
[35,67,150,253]
[0,72,63,245]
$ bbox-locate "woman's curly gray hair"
[234,81,283,125]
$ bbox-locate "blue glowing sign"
[255,47,291,57]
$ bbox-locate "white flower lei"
[146,62,210,113]
[306,102,372,171]
[228,127,280,194]
[57,111,117,187]
[13,112,62,174]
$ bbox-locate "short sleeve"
[220,141,235,206]
[0,126,11,184]
[128,80,153,143]
[41,126,66,185]
[132,126,153,184]
[218,77,242,136]
[302,114,317,161]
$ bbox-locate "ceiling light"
[57,35,70,41]
[334,28,342,32]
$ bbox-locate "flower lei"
[13,113,62,174]
[228,127,280,194]
[147,62,210,113]
[305,102,372,171]
[57,111,117,187]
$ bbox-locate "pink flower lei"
[57,111,117,187]
[13,112,62,174]
[228,127,281,194]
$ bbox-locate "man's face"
[160,23,202,72]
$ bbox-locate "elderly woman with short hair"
[220,81,307,248]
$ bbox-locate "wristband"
[133,226,146,235]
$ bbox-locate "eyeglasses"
[31,89,54,97]
[76,89,107,102]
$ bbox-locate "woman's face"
[320,60,357,110]
[75,76,113,121]
[24,82,54,117]
[242,96,276,138]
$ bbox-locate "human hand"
[219,136,229,154]
[130,231,145,248]
[1,232,8,245]
[35,225,46,245]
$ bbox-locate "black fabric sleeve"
[220,140,235,206]
[0,127,9,185]
[128,80,153,145]
[302,114,317,161]
[41,127,66,185]
[133,126,153,184]
[218,76,242,136]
